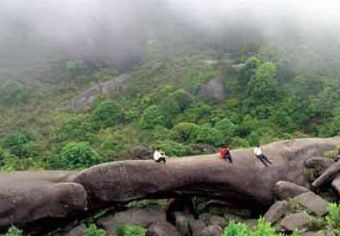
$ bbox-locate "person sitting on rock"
[219,145,233,163]
[254,144,272,167]
[153,149,166,163]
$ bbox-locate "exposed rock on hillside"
[198,77,226,101]
[71,73,129,109]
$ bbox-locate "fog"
[1,0,340,75]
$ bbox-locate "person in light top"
[153,148,166,163]
[254,144,272,167]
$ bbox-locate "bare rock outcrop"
[73,138,340,210]
[274,181,309,200]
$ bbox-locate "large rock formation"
[0,137,340,229]
[73,138,340,209]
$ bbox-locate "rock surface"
[304,157,335,176]
[264,200,288,224]
[97,206,166,234]
[312,160,340,188]
[199,225,223,236]
[198,77,226,102]
[146,222,180,236]
[280,212,310,231]
[274,181,309,200]
[74,138,340,209]
[0,181,87,227]
[331,174,340,195]
[294,192,329,216]
[0,137,340,228]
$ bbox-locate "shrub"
[57,115,93,141]
[3,132,35,159]
[170,89,194,111]
[91,99,122,129]
[215,118,238,141]
[152,140,188,156]
[60,142,102,169]
[84,224,106,236]
[326,203,340,230]
[116,225,146,236]
[1,226,26,236]
[0,80,27,106]
[222,221,250,236]
[171,122,201,143]
[196,127,224,146]
[139,105,164,129]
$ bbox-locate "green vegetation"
[222,218,300,236]
[1,43,340,170]
[0,226,26,236]
[84,224,107,236]
[116,225,146,236]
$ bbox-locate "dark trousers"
[256,154,272,167]
[155,157,166,163]
[223,154,233,163]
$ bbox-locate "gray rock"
[280,212,310,231]
[198,77,226,102]
[0,181,87,227]
[204,215,227,228]
[264,200,288,223]
[59,224,86,236]
[174,212,194,236]
[304,157,335,176]
[331,174,340,195]
[189,219,206,236]
[131,145,153,160]
[199,225,223,236]
[97,206,166,234]
[312,160,340,188]
[294,192,329,216]
[274,181,309,200]
[146,222,180,236]
[301,231,323,236]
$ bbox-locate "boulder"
[199,225,223,236]
[294,192,329,216]
[130,145,153,160]
[174,212,194,236]
[74,138,340,211]
[58,224,86,236]
[0,182,87,227]
[97,206,166,234]
[304,157,335,176]
[146,222,180,236]
[280,212,310,231]
[331,174,340,195]
[264,200,288,223]
[301,231,323,236]
[312,160,340,188]
[189,219,206,236]
[198,77,226,102]
[274,181,309,200]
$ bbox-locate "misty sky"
[1,0,340,72]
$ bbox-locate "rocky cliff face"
[0,137,339,234]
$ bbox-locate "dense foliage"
[116,225,146,236]
[0,43,340,170]
[83,224,107,236]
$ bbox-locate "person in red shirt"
[219,144,233,163]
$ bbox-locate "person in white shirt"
[254,145,272,167]
[153,149,166,163]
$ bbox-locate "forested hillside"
[1,40,340,171]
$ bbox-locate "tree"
[247,62,278,104]
[196,127,224,146]
[139,105,164,129]
[3,132,35,159]
[215,118,238,142]
[239,56,261,87]
[0,80,26,106]
[171,122,201,143]
[159,96,180,127]
[60,142,102,169]
[91,99,121,129]
[170,89,194,111]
